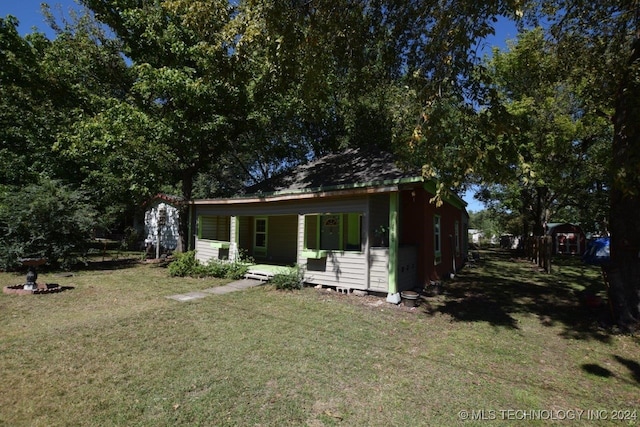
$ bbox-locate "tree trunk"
[521,189,531,257]
[533,186,548,237]
[608,38,640,331]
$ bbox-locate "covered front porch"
[192,190,420,297]
[194,213,298,265]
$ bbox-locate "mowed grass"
[1,252,638,426]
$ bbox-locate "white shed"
[468,228,484,244]
[144,194,183,256]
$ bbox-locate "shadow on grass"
[422,249,613,341]
[69,258,143,272]
[613,355,640,384]
[582,356,640,386]
[582,363,614,378]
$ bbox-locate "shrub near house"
[168,251,248,280]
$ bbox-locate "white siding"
[301,251,368,289]
[230,216,238,261]
[294,198,372,290]
[297,214,306,257]
[368,247,389,292]
[195,238,221,263]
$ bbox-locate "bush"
[168,251,201,277]
[271,266,305,290]
[0,179,98,270]
[201,259,229,278]
[168,252,249,280]
[224,260,249,280]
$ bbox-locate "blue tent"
[582,237,610,266]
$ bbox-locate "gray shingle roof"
[245,147,420,195]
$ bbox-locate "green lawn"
[1,251,638,426]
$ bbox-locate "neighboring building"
[500,234,521,250]
[468,229,498,246]
[468,228,484,245]
[545,222,586,255]
[189,148,468,302]
[144,194,183,256]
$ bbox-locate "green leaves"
[0,178,98,269]
[473,27,612,233]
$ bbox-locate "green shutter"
[347,213,360,247]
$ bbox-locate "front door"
[320,214,340,250]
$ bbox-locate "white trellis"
[144,196,182,257]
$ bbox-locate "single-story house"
[545,222,586,255]
[144,194,183,256]
[189,148,468,302]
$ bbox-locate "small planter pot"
[400,291,420,307]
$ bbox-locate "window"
[199,216,230,241]
[254,217,267,256]
[434,215,441,265]
[455,220,460,255]
[304,213,362,252]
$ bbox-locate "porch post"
[386,192,401,304]
[230,216,237,261]
[187,203,193,251]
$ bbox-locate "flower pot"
[400,291,420,307]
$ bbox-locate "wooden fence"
[524,235,553,273]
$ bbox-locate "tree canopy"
[471,28,611,236]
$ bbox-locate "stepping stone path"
[166,279,265,302]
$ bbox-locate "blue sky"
[2,1,517,212]
[0,0,80,36]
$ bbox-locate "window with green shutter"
[303,213,362,253]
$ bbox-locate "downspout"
[450,234,456,278]
[386,192,401,304]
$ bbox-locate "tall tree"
[474,28,611,237]
[0,17,59,186]
[434,2,638,329]
[0,12,125,265]
[520,0,640,329]
[40,7,148,223]
[52,1,238,250]
[74,0,241,204]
